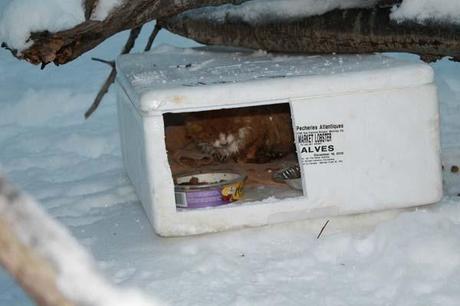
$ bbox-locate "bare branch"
[91,57,115,68]
[85,69,117,119]
[145,24,162,52]
[85,26,142,119]
[86,22,164,118]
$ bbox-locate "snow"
[176,0,460,26]
[0,0,84,50]
[1,20,460,306]
[177,0,379,25]
[391,0,460,25]
[92,0,123,21]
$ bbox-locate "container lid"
[116,45,434,115]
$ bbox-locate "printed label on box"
[296,123,345,166]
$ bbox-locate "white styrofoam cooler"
[116,46,442,236]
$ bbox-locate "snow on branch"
[161,5,460,63]
[391,0,460,25]
[0,175,158,306]
[91,0,124,21]
[169,0,460,26]
[174,0,381,25]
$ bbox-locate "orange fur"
[184,104,295,163]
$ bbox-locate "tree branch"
[85,21,164,119]
[85,26,142,119]
[160,6,460,62]
[145,24,162,52]
[1,0,243,66]
[91,57,115,68]
[83,0,99,20]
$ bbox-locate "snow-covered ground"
[1,21,460,306]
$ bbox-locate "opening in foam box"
[115,46,442,236]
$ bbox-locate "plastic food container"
[174,171,247,208]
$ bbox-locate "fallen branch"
[1,0,243,66]
[160,6,460,62]
[0,175,156,306]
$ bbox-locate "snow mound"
[0,89,89,127]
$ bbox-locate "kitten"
[184,104,295,163]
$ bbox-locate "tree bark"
[83,0,99,20]
[160,6,460,62]
[2,0,242,66]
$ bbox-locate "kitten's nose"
[219,133,227,145]
[226,134,235,143]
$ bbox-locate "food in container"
[174,171,247,208]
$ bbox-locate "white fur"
[207,129,250,161]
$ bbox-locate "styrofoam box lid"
[116,45,434,115]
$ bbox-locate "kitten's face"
[183,104,294,163]
[186,120,249,161]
